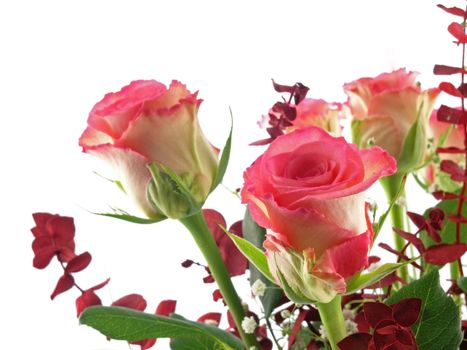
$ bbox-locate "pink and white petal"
[142,80,193,113]
[88,80,167,139]
[316,229,371,280]
[263,196,356,255]
[79,126,114,148]
[84,144,159,218]
[289,192,367,236]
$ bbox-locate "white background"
[0,1,458,349]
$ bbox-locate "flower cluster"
[28,2,466,350]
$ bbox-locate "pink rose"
[241,127,396,303]
[79,80,219,219]
[289,98,343,135]
[344,68,440,173]
[426,109,464,192]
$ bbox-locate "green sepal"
[222,227,276,283]
[397,103,425,173]
[147,163,201,219]
[346,262,409,294]
[92,207,165,224]
[210,109,233,192]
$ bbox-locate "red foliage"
[338,299,421,350]
[31,213,76,268]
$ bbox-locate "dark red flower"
[338,298,421,350]
[31,213,76,268]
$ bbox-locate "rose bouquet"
[27,3,467,350]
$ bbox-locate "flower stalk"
[380,173,410,283]
[316,295,346,350]
[180,211,259,349]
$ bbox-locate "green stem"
[380,173,409,284]
[180,211,259,349]
[317,295,346,350]
[450,262,462,307]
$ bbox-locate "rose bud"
[344,68,440,173]
[79,80,219,219]
[241,127,396,303]
[289,98,343,136]
[426,109,464,192]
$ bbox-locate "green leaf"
[346,262,408,294]
[375,174,407,238]
[211,109,233,192]
[397,102,426,173]
[80,307,243,350]
[243,207,284,317]
[457,277,467,294]
[93,208,164,224]
[386,269,462,350]
[222,226,275,284]
[169,314,241,350]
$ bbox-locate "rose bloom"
[259,98,342,136]
[344,68,439,172]
[289,98,342,135]
[426,109,464,192]
[79,80,219,219]
[242,127,396,303]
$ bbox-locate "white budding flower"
[251,279,266,297]
[342,308,355,320]
[319,324,328,340]
[280,309,291,319]
[241,316,257,334]
[344,319,359,335]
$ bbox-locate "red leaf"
[437,105,467,124]
[288,309,309,349]
[406,212,426,230]
[76,290,102,317]
[156,300,176,316]
[437,146,467,154]
[50,273,75,300]
[32,245,56,269]
[439,82,463,97]
[448,22,467,43]
[197,312,221,326]
[424,243,467,265]
[438,4,466,17]
[337,333,372,350]
[393,228,425,253]
[433,64,467,75]
[368,256,381,265]
[181,259,193,268]
[440,160,466,181]
[66,251,92,273]
[363,302,393,328]
[112,294,147,311]
[395,328,415,346]
[212,289,223,302]
[392,298,422,327]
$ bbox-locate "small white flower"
[280,309,291,319]
[344,319,358,335]
[319,324,328,339]
[251,279,266,297]
[249,347,258,350]
[395,196,407,208]
[203,319,219,327]
[342,308,355,320]
[241,316,257,334]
